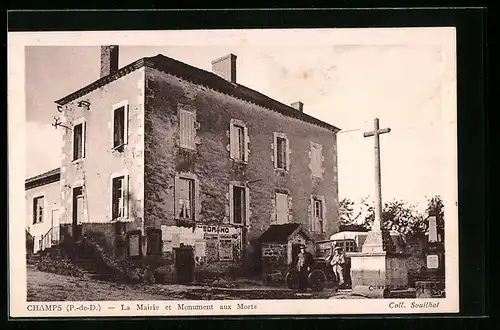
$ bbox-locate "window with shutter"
[177,178,195,220]
[229,120,248,162]
[179,110,196,150]
[312,197,324,233]
[230,185,247,225]
[112,102,129,150]
[275,193,289,224]
[311,142,323,177]
[73,121,86,161]
[112,175,128,220]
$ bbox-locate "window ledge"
[179,144,197,151]
[231,158,248,165]
[72,158,84,164]
[110,217,131,223]
[112,144,127,152]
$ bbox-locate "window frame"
[273,132,290,171]
[72,184,85,224]
[32,195,45,225]
[229,183,249,226]
[72,118,86,162]
[229,119,249,163]
[310,195,326,233]
[177,177,195,221]
[110,171,130,222]
[111,100,129,151]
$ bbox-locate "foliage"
[338,197,373,227]
[339,195,445,239]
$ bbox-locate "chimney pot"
[211,54,237,83]
[291,101,304,112]
[100,46,119,78]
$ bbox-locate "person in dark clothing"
[295,244,314,293]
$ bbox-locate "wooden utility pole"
[363,118,391,232]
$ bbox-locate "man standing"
[296,244,314,293]
[328,245,346,288]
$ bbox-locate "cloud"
[25,121,62,178]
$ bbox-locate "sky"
[23,28,457,211]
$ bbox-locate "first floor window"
[275,192,289,224]
[33,196,44,224]
[177,178,195,220]
[73,122,86,160]
[229,120,248,162]
[312,198,324,233]
[113,103,128,149]
[232,185,247,225]
[112,176,127,220]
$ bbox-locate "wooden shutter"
[180,110,196,149]
[123,104,129,145]
[243,126,249,162]
[82,121,87,158]
[276,193,289,224]
[121,175,129,219]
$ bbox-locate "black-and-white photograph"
[10,27,458,316]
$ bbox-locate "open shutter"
[174,176,181,219]
[230,125,237,159]
[123,104,129,145]
[310,196,315,231]
[243,126,249,162]
[285,137,290,170]
[245,187,250,226]
[228,184,234,224]
[123,175,129,219]
[82,121,87,158]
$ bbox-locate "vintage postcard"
[8,27,458,317]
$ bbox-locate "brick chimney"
[211,54,237,83]
[100,45,119,78]
[290,101,304,112]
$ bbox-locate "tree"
[363,199,426,237]
[339,197,373,228]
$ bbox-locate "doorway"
[175,247,195,284]
[72,186,84,241]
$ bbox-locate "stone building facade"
[30,46,341,275]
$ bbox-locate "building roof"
[259,223,312,243]
[25,168,60,190]
[55,54,340,133]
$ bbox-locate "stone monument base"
[349,251,409,298]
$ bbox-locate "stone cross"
[363,118,391,232]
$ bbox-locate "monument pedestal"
[349,231,409,298]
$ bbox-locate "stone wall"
[143,67,339,271]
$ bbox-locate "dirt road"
[27,266,348,301]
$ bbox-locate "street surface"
[27,266,364,301]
